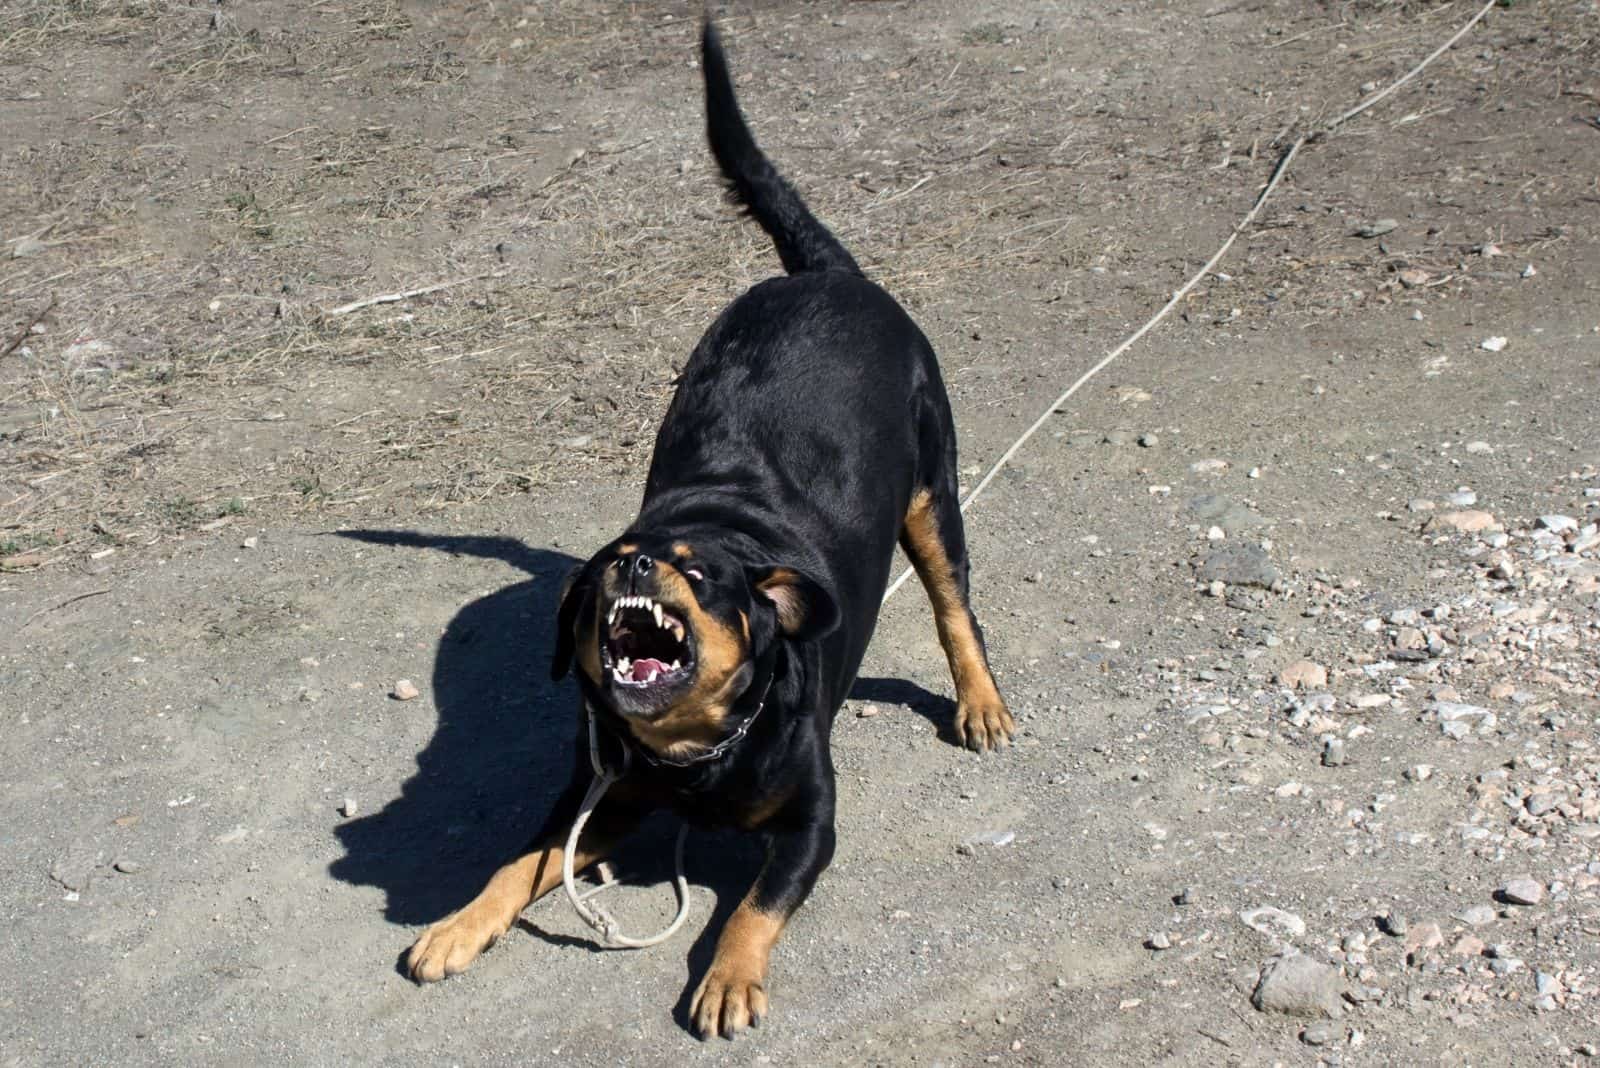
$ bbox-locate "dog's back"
[635,25,954,700]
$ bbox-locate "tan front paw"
[956,692,1014,752]
[691,962,770,1039]
[406,904,509,983]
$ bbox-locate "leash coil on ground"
[561,705,693,949]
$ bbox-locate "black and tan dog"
[405,21,1013,1038]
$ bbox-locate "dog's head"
[552,535,838,737]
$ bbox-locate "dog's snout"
[633,553,655,576]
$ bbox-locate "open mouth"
[602,594,695,689]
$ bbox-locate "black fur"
[426,20,1007,1039]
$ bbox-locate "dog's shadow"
[325,530,583,936]
[850,675,959,743]
[322,528,955,1026]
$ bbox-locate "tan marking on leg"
[903,489,1015,752]
[690,899,785,1039]
[406,838,604,982]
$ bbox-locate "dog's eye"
[684,566,704,582]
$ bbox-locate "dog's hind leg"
[406,776,646,982]
[900,484,1015,752]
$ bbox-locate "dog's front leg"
[691,808,836,1038]
[407,777,646,982]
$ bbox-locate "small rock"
[1403,764,1433,782]
[1206,580,1226,598]
[12,234,48,258]
[1450,933,1485,957]
[242,536,259,549]
[1535,972,1561,997]
[1380,912,1408,937]
[1322,738,1347,767]
[857,703,880,718]
[1424,510,1499,534]
[1394,626,1426,651]
[1499,878,1544,906]
[340,797,358,818]
[1251,954,1344,1018]
[1480,336,1508,353]
[1196,544,1279,589]
[965,830,1015,850]
[1279,660,1328,690]
[1525,792,1561,817]
[1354,219,1398,238]
[1190,458,1229,475]
[1537,514,1577,534]
[1464,440,1493,455]
[1404,921,1443,961]
[392,679,421,701]
[1146,932,1172,951]
[1457,904,1496,927]
[1351,694,1391,709]
[1300,1021,1340,1046]
[1521,263,1536,278]
[1241,906,1307,940]
[1397,268,1429,288]
[1444,489,1478,507]
[113,859,142,875]
[1137,432,1159,448]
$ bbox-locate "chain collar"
[587,660,778,771]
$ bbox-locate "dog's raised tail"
[702,20,860,276]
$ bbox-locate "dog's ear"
[748,564,839,643]
[551,562,593,680]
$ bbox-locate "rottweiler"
[405,20,1014,1038]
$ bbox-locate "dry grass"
[3,0,1591,570]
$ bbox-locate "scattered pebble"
[392,679,421,701]
[1190,458,1229,475]
[113,859,141,875]
[1423,509,1499,534]
[1300,1021,1340,1046]
[1240,906,1306,940]
[856,703,880,718]
[1498,878,1544,906]
[1321,738,1347,767]
[1480,336,1508,352]
[1145,932,1172,951]
[958,830,1016,855]
[339,797,358,818]
[1354,219,1398,238]
[1279,660,1327,690]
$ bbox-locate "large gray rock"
[1251,953,1345,1018]
[1196,543,1280,589]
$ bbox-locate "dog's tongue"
[631,658,668,682]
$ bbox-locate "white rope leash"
[883,0,1498,604]
[560,706,693,948]
[563,0,1499,947]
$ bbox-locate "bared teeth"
[652,603,664,628]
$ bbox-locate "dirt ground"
[4,0,1600,1063]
